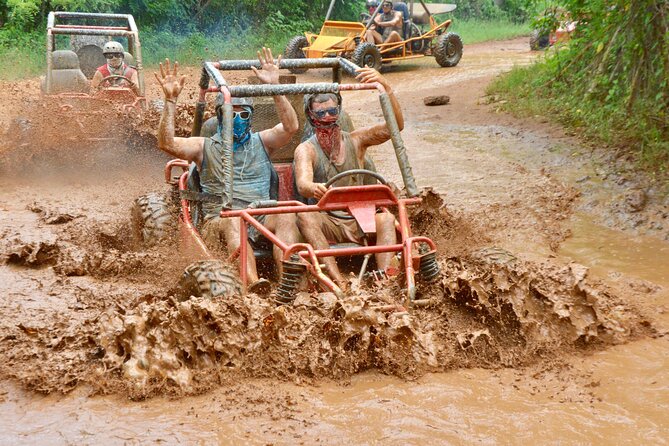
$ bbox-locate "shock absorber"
[275,255,307,304]
[418,244,440,283]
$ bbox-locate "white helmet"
[102,41,124,56]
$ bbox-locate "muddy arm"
[90,71,102,90]
[351,68,404,150]
[294,142,327,200]
[157,101,204,164]
[260,94,299,153]
[155,59,204,164]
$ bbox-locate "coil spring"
[419,249,440,283]
[275,255,306,304]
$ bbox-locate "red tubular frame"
[219,185,430,302]
[174,75,431,302]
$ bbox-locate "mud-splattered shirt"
[198,132,273,219]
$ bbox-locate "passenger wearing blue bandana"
[155,48,300,295]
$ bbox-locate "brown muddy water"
[1,38,668,444]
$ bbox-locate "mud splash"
[0,226,651,401]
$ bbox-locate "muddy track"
[0,38,667,443]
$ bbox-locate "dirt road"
[0,38,667,444]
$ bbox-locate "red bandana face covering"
[310,112,341,158]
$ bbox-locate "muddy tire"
[352,42,382,71]
[131,192,175,246]
[284,35,309,74]
[178,260,242,300]
[529,30,550,50]
[434,32,463,67]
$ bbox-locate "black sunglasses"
[233,110,251,120]
[312,107,340,119]
[105,53,123,59]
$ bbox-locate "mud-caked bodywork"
[284,1,463,72]
[20,12,149,148]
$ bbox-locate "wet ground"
[0,38,668,444]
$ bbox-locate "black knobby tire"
[131,192,175,246]
[284,35,309,74]
[434,32,463,67]
[178,260,242,301]
[529,30,550,51]
[351,42,382,71]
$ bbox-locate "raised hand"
[154,58,186,102]
[251,47,281,85]
[354,66,387,88]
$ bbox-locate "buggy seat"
[47,50,89,94]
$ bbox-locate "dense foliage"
[492,0,668,174]
[0,1,534,31]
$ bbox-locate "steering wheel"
[322,169,388,220]
[97,75,133,90]
[324,169,388,188]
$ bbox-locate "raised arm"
[254,47,299,153]
[154,59,205,165]
[350,67,404,152]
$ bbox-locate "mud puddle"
[1,36,668,444]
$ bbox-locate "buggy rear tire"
[434,32,463,67]
[284,35,309,74]
[178,260,242,301]
[131,192,175,246]
[529,30,550,50]
[352,42,382,71]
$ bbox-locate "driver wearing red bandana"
[293,67,404,289]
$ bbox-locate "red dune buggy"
[133,57,440,306]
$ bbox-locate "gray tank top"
[199,132,271,219]
[309,132,364,187]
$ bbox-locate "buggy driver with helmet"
[154,48,301,295]
[91,41,139,93]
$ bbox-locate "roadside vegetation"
[0,0,533,79]
[489,0,668,181]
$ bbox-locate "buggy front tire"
[284,35,310,74]
[178,260,242,301]
[352,42,383,71]
[434,32,463,67]
[131,192,175,246]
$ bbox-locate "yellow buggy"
[284,1,463,73]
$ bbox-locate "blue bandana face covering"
[233,114,251,145]
[217,106,252,150]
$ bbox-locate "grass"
[0,18,530,79]
[488,62,668,184]
[0,32,45,80]
[449,19,530,44]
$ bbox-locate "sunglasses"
[311,107,340,119]
[382,3,392,7]
[106,53,123,59]
[233,110,251,120]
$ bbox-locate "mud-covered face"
[106,53,124,69]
